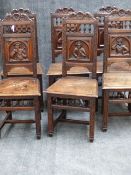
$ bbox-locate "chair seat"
[47,61,103,76]
[1,63,44,76]
[47,76,98,97]
[0,77,40,96]
[103,72,131,89]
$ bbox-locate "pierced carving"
[110,91,126,99]
[3,24,32,34]
[111,37,130,56]
[55,8,75,14]
[9,41,29,62]
[52,97,89,108]
[66,23,94,33]
[69,40,90,61]
[66,23,78,32]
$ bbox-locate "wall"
[0,0,131,90]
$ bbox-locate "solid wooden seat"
[47,76,98,97]
[0,77,40,96]
[103,72,131,89]
[47,60,103,76]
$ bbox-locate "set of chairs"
[0,7,131,142]
[46,7,131,142]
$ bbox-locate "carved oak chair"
[46,12,98,142]
[2,8,44,110]
[0,12,41,139]
[102,9,131,131]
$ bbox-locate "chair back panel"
[51,8,75,62]
[62,12,98,78]
[104,9,131,73]
[1,12,37,77]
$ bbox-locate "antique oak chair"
[47,8,103,86]
[46,12,98,142]
[0,12,41,139]
[102,9,131,131]
[2,8,44,110]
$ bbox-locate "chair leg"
[7,111,12,120]
[49,76,55,86]
[38,75,44,112]
[47,95,54,136]
[6,100,12,120]
[34,97,41,139]
[89,99,96,142]
[61,99,67,119]
[128,91,131,112]
[102,89,109,132]
[101,90,104,114]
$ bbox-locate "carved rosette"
[9,41,29,62]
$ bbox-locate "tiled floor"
[0,104,131,175]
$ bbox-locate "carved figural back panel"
[62,12,98,76]
[63,12,97,63]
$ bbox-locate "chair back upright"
[104,9,131,73]
[62,12,98,78]
[1,12,37,78]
